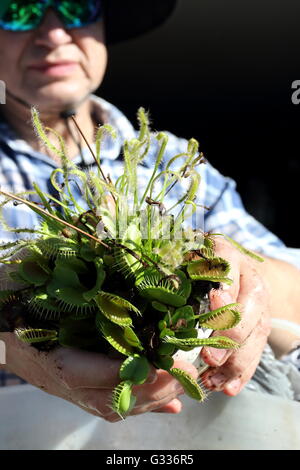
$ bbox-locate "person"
[0,0,299,422]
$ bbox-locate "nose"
[33,8,73,49]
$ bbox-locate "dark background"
[99,0,300,247]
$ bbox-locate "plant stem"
[70,116,116,205]
[0,189,111,250]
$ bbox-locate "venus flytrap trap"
[0,107,262,418]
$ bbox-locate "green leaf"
[18,259,50,286]
[187,257,232,284]
[95,313,134,356]
[123,327,144,351]
[139,286,187,307]
[175,328,198,340]
[0,290,15,304]
[196,303,241,330]
[56,287,93,309]
[119,355,150,384]
[79,242,96,262]
[159,328,175,339]
[152,301,169,312]
[167,305,195,329]
[111,381,136,417]
[169,367,206,401]
[136,269,190,307]
[163,335,240,350]
[175,270,192,298]
[157,342,176,356]
[154,355,174,371]
[96,292,140,327]
[37,237,78,259]
[29,292,64,320]
[55,257,89,276]
[47,266,83,297]
[120,223,143,276]
[82,258,106,302]
[15,328,57,344]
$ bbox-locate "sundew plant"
[0,108,263,417]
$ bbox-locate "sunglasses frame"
[0,0,103,32]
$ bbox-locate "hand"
[0,331,197,422]
[200,236,272,396]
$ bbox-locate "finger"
[200,236,241,366]
[66,386,119,420]
[201,312,270,394]
[201,260,265,367]
[209,235,242,304]
[62,360,195,419]
[131,369,185,409]
[129,360,197,414]
[151,398,183,414]
[223,319,271,397]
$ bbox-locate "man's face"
[0,8,107,112]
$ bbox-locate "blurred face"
[0,7,107,113]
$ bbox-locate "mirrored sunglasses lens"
[0,1,45,31]
[58,0,102,28]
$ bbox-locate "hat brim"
[103,0,177,45]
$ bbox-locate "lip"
[28,61,79,76]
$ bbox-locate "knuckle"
[104,414,121,423]
[257,315,272,336]
[59,369,77,390]
[47,350,75,389]
[224,356,245,378]
[78,395,111,418]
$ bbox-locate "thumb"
[200,288,238,367]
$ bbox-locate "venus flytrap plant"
[0,107,263,418]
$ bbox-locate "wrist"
[0,332,15,371]
[260,256,300,357]
[0,334,7,370]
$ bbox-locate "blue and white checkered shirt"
[0,95,299,386]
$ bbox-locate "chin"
[28,80,92,112]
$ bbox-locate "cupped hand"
[0,331,197,422]
[200,236,272,396]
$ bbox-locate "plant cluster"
[0,108,262,417]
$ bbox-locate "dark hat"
[103,0,177,45]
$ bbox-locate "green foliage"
[196,303,241,330]
[169,368,206,401]
[119,355,150,384]
[0,107,264,417]
[163,335,241,350]
[15,328,58,344]
[111,381,136,417]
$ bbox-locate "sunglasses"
[0,0,103,32]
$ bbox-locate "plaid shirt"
[0,95,299,386]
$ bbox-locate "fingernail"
[226,378,242,394]
[145,370,158,384]
[220,291,234,302]
[173,382,185,395]
[208,372,227,390]
[208,348,228,365]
